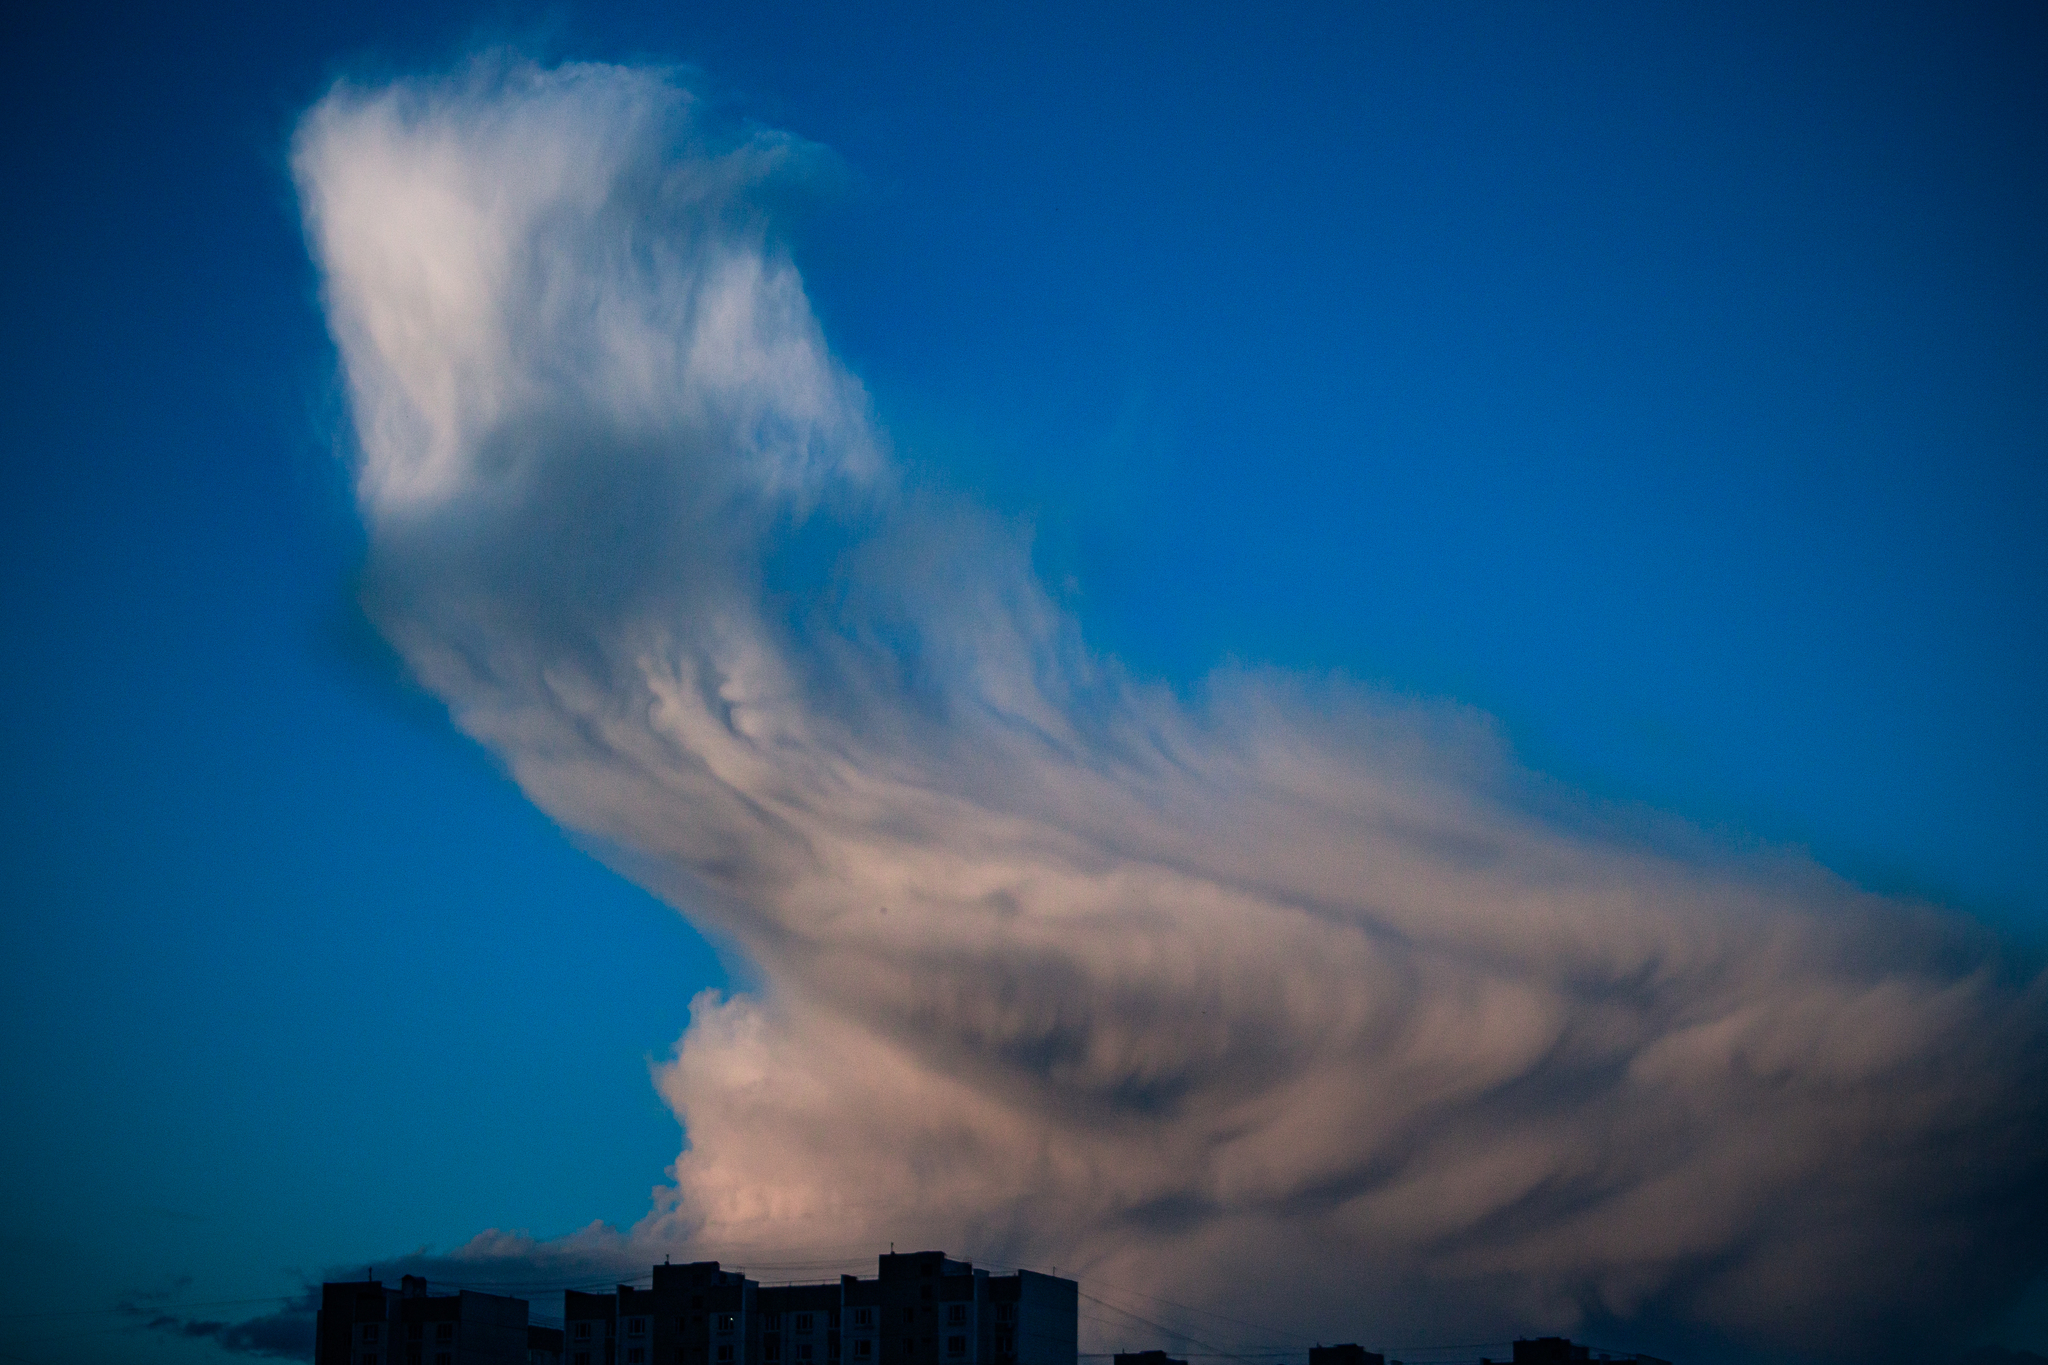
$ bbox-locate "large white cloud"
[295,58,2048,1361]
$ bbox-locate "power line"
[1075,1281,1317,1346]
[1079,1291,1232,1360]
[959,1252,1312,1350]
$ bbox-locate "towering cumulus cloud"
[295,60,2047,1359]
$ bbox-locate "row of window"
[597,1350,743,1365]
[845,1335,982,1358]
[605,1312,752,1340]
[587,1343,750,1363]
[563,1336,1016,1365]
[564,1303,1016,1352]
[763,1312,831,1332]
[572,1302,1013,1341]
[847,1339,951,1358]
[362,1325,458,1343]
[852,1304,1010,1327]
[575,1349,814,1365]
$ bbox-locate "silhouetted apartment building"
[1481,1341,1668,1365]
[839,1250,1075,1365]
[565,1286,618,1365]
[1308,1346,1382,1365]
[322,1255,1076,1365]
[1113,1352,1188,1365]
[761,1278,839,1365]
[560,1253,1076,1365]
[1511,1341,1587,1365]
[317,1275,535,1365]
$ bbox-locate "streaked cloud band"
[294,57,2048,1360]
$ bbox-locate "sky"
[2,4,2045,1364]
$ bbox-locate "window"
[364,1326,382,1343]
[577,1324,593,1341]
[631,1319,648,1337]
[995,1307,1014,1324]
[946,1307,966,1327]
[766,1340,782,1361]
[903,1310,916,1325]
[718,1315,737,1334]
[629,1351,646,1364]
[718,1346,734,1362]
[920,1288,933,1302]
[436,1356,451,1365]
[766,1314,782,1331]
[409,1325,424,1341]
[855,1344,873,1358]
[408,1350,421,1365]
[693,1297,706,1310]
[437,1324,454,1343]
[360,1356,378,1365]
[796,1315,814,1334]
[576,1355,591,1365]
[996,1337,1013,1357]
[799,1346,814,1361]
[947,1338,966,1357]
[854,1309,873,1328]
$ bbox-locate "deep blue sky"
[2,3,2043,1360]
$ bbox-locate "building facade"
[835,1250,1074,1365]
[561,1253,1076,1365]
[316,1275,549,1365]
[1308,1346,1382,1365]
[1501,1340,1668,1365]
[321,1254,1075,1365]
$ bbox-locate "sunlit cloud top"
[294,56,2048,1362]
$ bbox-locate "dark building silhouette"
[565,1287,618,1365]
[602,1262,759,1365]
[1513,1342,1587,1365]
[316,1274,535,1365]
[1490,1341,1666,1365]
[316,1270,1677,1365]
[838,1251,1074,1365]
[560,1253,1076,1365]
[1309,1346,1382,1365]
[762,1277,838,1365]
